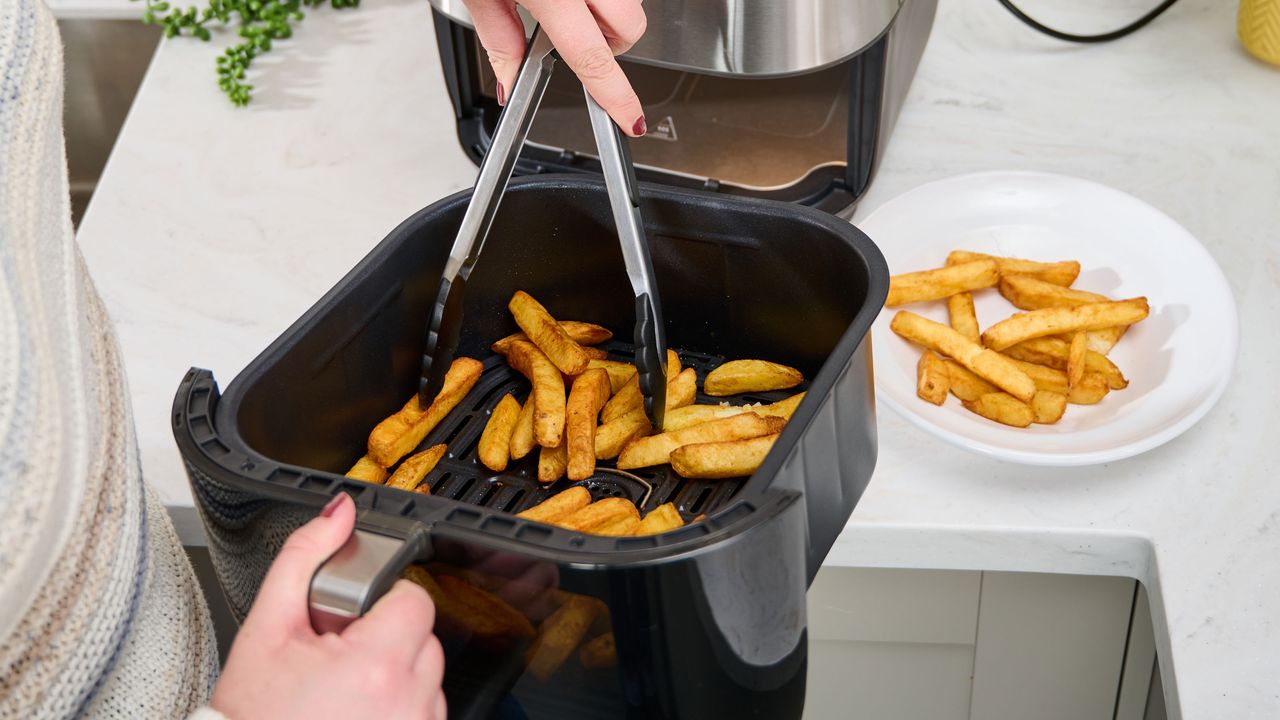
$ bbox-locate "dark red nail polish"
[320,494,344,518]
[496,82,506,106]
[632,116,647,137]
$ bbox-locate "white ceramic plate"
[862,171,1237,466]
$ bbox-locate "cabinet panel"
[804,640,975,720]
[809,567,981,645]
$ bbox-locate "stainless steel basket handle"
[308,525,429,635]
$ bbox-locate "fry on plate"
[479,394,521,472]
[889,311,1036,402]
[386,443,447,492]
[1067,331,1087,390]
[617,413,785,470]
[345,455,387,484]
[508,291,591,375]
[517,486,592,524]
[1031,390,1068,424]
[566,369,611,480]
[940,359,998,402]
[947,250,1080,287]
[916,351,951,406]
[525,594,606,681]
[1004,337,1128,389]
[962,392,1034,428]
[595,408,652,460]
[998,275,1126,354]
[886,258,1000,307]
[505,340,567,447]
[509,394,538,460]
[579,632,617,670]
[947,292,981,343]
[367,357,483,467]
[1002,356,1110,404]
[635,502,685,535]
[491,320,613,355]
[703,359,804,396]
[669,433,780,479]
[980,298,1149,351]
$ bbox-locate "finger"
[413,634,447,694]
[344,579,437,662]
[248,493,356,634]
[464,0,526,105]
[527,0,646,136]
[586,0,647,55]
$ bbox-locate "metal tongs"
[418,26,668,429]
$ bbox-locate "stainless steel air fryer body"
[429,0,904,77]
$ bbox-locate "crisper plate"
[865,171,1237,466]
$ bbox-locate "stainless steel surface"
[309,529,416,634]
[430,0,903,77]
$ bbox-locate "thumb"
[247,493,357,635]
[464,0,528,105]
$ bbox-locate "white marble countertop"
[76,0,1279,717]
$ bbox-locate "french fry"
[940,359,998,402]
[579,633,617,670]
[1004,337,1128,389]
[567,369,611,480]
[998,275,1127,354]
[602,377,642,423]
[517,486,592,524]
[386,444,447,491]
[947,250,1080,287]
[525,594,606,681]
[962,392,1034,428]
[580,346,609,361]
[980,298,1149,352]
[491,320,613,354]
[1031,390,1068,424]
[886,259,1000,307]
[916,351,951,406]
[662,393,806,432]
[508,291,591,375]
[345,455,387,484]
[602,365,697,423]
[505,340,566,447]
[1067,331,1087,390]
[538,434,569,483]
[367,357,483,466]
[586,359,637,394]
[890,311,1036,402]
[592,514,642,536]
[617,413,785,470]
[595,408,652,460]
[669,433,780,479]
[402,567,536,651]
[1003,356,1111,405]
[665,349,681,381]
[510,394,537,460]
[704,359,804,396]
[558,497,641,533]
[635,503,685,535]
[667,367,697,409]
[479,394,521,472]
[947,292,981,343]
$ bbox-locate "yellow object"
[1239,0,1280,66]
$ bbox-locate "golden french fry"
[602,365,696,423]
[998,275,1127,354]
[510,394,537,460]
[704,359,803,396]
[666,349,682,382]
[1067,331,1087,390]
[635,503,685,535]
[890,311,1036,402]
[525,594,606,682]
[1002,356,1111,405]
[667,367,697,409]
[579,346,609,361]
[669,433,780,479]
[538,433,568,483]
[517,486,592,524]
[661,392,806,432]
[980,298,1149,351]
[508,291,591,375]
[595,407,652,460]
[558,497,641,533]
[386,444,447,491]
[962,392,1034,428]
[505,340,567,447]
[947,292,981,343]
[402,567,535,651]
[579,632,617,670]
[1031,390,1068,424]
[479,394,521,472]
[1004,337,1128,389]
[491,320,614,354]
[948,250,1080,287]
[601,375,642,423]
[586,359,637,394]
[886,259,1000,307]
[916,351,951,406]
[345,455,387,484]
[593,514,642,536]
[368,357,483,467]
[940,359,998,402]
[617,413,785,470]
[566,369,611,481]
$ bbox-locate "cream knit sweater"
[0,0,219,716]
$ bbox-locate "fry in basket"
[579,632,617,670]
[592,514,641,536]
[889,311,1036,402]
[916,351,951,406]
[367,357,483,466]
[601,356,692,423]
[566,369,611,481]
[962,392,1034,428]
[1066,331,1087,390]
[492,320,613,354]
[517,486,592,524]
[1004,337,1128,389]
[1031,390,1068,424]
[998,275,1127,353]
[980,298,1149,351]
[510,394,537,460]
[538,432,569,483]
[586,359,637,394]
[1003,356,1110,405]
[947,291,981,344]
[947,250,1080,287]
[635,503,685,535]
[704,359,804,396]
[402,567,535,651]
[345,455,387,485]
[579,346,609,361]
[386,443,447,492]
[479,393,521,472]
[662,392,806,432]
[525,594,606,681]
[940,359,998,402]
[505,340,566,447]
[669,433,780,479]
[886,259,999,307]
[508,291,590,375]
[617,413,785,470]
[558,497,641,533]
[595,407,652,460]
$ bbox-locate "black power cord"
[996,0,1184,43]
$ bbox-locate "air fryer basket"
[175,175,886,719]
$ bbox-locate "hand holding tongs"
[418,26,668,430]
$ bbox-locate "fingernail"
[631,116,647,137]
[496,82,506,106]
[320,494,345,518]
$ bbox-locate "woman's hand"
[211,494,446,720]
[463,0,648,136]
